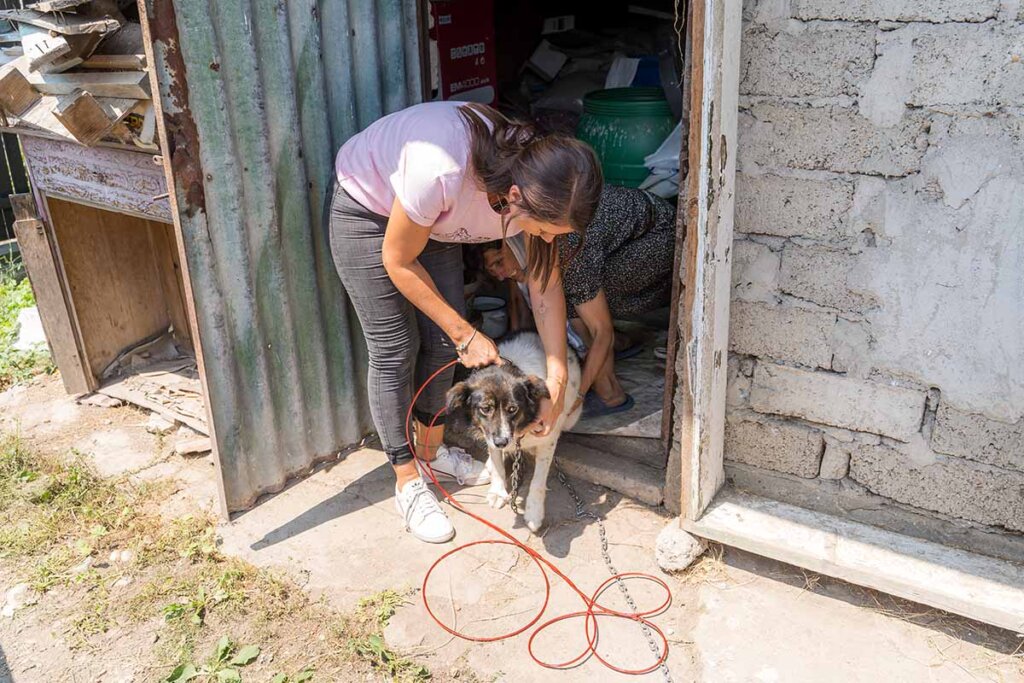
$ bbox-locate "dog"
[446,332,582,533]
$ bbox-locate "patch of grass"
[357,587,412,629]
[162,635,260,682]
[0,437,135,560]
[0,433,438,681]
[347,588,430,681]
[0,257,54,389]
[350,634,431,682]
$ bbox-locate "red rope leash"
[406,360,671,674]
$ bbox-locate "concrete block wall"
[727,0,1024,537]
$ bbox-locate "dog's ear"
[526,375,550,406]
[446,381,473,417]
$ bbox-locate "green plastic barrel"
[576,87,676,188]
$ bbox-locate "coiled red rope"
[407,360,671,674]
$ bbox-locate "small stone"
[113,576,133,589]
[819,443,852,479]
[2,583,38,618]
[176,425,201,438]
[655,520,708,573]
[145,414,177,435]
[109,550,120,564]
[71,557,94,575]
[174,437,211,456]
[118,549,135,565]
[78,394,124,408]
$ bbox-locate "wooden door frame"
[670,0,741,520]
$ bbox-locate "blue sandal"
[614,343,644,361]
[582,391,635,419]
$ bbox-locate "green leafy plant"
[350,634,430,681]
[163,636,259,682]
[270,669,314,683]
[356,588,410,628]
[163,585,228,626]
[0,260,53,389]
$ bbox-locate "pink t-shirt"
[334,101,518,244]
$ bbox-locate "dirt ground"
[1,374,1022,682]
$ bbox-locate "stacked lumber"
[0,0,153,148]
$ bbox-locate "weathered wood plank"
[37,33,102,74]
[0,8,122,35]
[21,135,170,221]
[45,197,173,379]
[677,0,742,520]
[19,23,70,71]
[0,59,41,116]
[9,192,92,393]
[28,0,91,12]
[685,489,1024,633]
[25,69,149,99]
[80,53,146,70]
[52,89,135,145]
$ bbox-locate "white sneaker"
[417,444,490,486]
[395,479,455,544]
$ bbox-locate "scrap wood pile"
[0,0,154,148]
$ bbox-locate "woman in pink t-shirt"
[328,101,602,543]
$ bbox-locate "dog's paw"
[524,500,545,533]
[487,489,510,509]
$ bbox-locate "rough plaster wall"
[726,0,1024,538]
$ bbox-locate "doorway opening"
[426,0,688,506]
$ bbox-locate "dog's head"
[446,363,549,451]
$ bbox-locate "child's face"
[483,246,524,282]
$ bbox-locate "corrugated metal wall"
[145,0,425,512]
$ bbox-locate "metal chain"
[507,439,523,515]
[554,465,675,683]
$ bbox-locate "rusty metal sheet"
[20,135,171,222]
[144,0,423,512]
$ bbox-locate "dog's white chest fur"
[486,333,582,532]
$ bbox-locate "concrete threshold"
[555,433,666,507]
[685,488,1024,633]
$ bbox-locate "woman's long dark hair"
[458,103,602,291]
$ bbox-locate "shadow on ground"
[720,547,1024,656]
[0,643,10,683]
[242,460,395,550]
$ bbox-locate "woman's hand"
[532,376,566,436]
[457,329,500,368]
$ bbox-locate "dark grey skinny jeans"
[326,179,463,466]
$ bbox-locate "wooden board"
[25,70,149,99]
[98,358,208,435]
[9,192,91,393]
[21,135,171,221]
[0,58,40,116]
[662,0,694,457]
[0,8,123,35]
[151,219,192,348]
[80,53,147,70]
[19,23,71,71]
[676,0,742,521]
[28,0,91,11]
[685,489,1024,633]
[45,196,174,378]
[37,33,102,74]
[52,90,136,145]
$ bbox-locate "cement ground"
[2,375,1021,682]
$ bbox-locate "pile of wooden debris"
[0,0,153,148]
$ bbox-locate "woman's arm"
[382,198,498,367]
[527,246,569,436]
[573,289,615,402]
